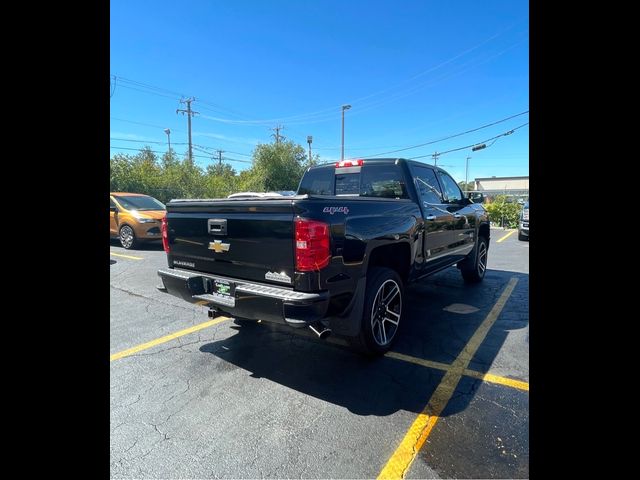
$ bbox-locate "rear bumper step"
[157,268,329,326]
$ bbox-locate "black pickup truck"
[157,158,489,355]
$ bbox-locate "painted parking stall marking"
[377,277,519,479]
[386,351,528,392]
[496,230,516,243]
[110,252,144,260]
[110,316,230,362]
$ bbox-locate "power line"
[110,137,188,146]
[200,30,524,126]
[224,149,252,157]
[113,75,253,118]
[117,83,177,99]
[190,145,215,157]
[109,135,255,158]
[408,122,529,160]
[361,110,528,158]
[110,27,525,128]
[116,76,188,98]
[192,144,253,158]
[110,145,252,164]
[222,157,253,163]
[110,116,182,131]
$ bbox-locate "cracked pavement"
[110,229,528,479]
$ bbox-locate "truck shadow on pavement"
[199,268,528,417]
[109,239,164,251]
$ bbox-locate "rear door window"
[410,165,444,204]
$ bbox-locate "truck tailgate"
[166,198,296,286]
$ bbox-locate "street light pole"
[465,155,471,191]
[341,104,351,161]
[307,135,313,166]
[164,128,171,153]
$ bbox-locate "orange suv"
[110,192,166,249]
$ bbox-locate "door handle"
[425,215,437,221]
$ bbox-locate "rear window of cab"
[298,164,409,199]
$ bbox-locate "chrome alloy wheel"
[119,225,135,249]
[477,241,487,277]
[370,279,402,346]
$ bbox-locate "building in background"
[474,176,529,203]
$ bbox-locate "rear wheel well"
[367,243,411,283]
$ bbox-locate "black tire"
[349,267,403,356]
[119,225,138,249]
[460,236,488,283]
[518,232,527,241]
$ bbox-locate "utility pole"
[176,97,198,164]
[432,151,440,167]
[271,125,284,144]
[465,155,471,191]
[307,136,313,166]
[216,150,224,165]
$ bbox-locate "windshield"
[114,195,165,211]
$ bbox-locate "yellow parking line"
[496,230,516,243]
[377,277,518,480]
[385,351,451,372]
[385,351,529,392]
[110,252,143,260]
[110,316,230,362]
[462,370,529,391]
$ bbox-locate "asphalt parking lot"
[110,227,529,479]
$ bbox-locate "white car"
[227,191,296,199]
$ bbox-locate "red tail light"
[161,214,170,253]
[295,218,330,271]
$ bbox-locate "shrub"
[484,195,521,228]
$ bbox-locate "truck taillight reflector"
[295,218,330,271]
[161,214,170,253]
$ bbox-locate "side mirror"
[468,192,484,204]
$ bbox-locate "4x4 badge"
[265,271,291,283]
[208,240,230,253]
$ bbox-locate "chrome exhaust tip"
[309,322,332,340]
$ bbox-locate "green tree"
[110,147,208,203]
[204,163,238,198]
[249,141,308,191]
[110,139,312,202]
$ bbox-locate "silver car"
[518,201,529,241]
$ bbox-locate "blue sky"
[110,0,528,183]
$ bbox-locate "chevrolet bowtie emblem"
[208,240,230,253]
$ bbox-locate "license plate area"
[213,278,235,297]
